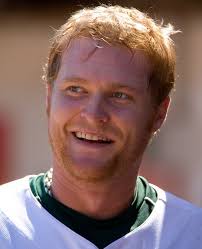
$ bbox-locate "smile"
[73,132,113,144]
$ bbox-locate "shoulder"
[0,176,31,192]
[148,184,202,246]
[0,176,39,220]
[152,184,201,214]
[0,176,34,211]
[0,176,38,247]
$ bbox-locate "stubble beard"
[48,124,123,183]
[48,119,154,184]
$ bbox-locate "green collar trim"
[30,173,157,248]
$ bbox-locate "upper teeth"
[75,132,111,142]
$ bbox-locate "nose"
[80,95,110,125]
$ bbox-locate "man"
[0,5,202,249]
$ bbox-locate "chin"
[63,156,119,183]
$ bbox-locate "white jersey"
[0,176,202,249]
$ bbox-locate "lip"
[71,130,114,142]
[70,132,114,151]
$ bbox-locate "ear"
[46,84,52,117]
[152,96,170,132]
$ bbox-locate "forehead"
[57,37,152,88]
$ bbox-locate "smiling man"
[0,5,202,249]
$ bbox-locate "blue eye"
[112,92,129,99]
[64,85,87,97]
[68,86,83,93]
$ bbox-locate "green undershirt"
[30,173,157,248]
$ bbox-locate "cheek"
[111,106,138,128]
[110,107,137,142]
[112,106,153,139]
[50,93,82,124]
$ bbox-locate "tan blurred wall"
[1,7,202,205]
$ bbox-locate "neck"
[51,162,139,220]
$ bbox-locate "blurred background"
[0,0,202,206]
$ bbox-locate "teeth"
[85,134,92,140]
[75,132,111,142]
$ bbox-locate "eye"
[112,92,129,100]
[68,86,84,93]
[65,85,87,96]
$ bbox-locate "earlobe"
[152,96,171,132]
[46,84,52,116]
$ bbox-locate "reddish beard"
[48,116,154,183]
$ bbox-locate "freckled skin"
[47,37,166,183]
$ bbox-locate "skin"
[46,37,170,219]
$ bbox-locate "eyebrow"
[62,77,89,84]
